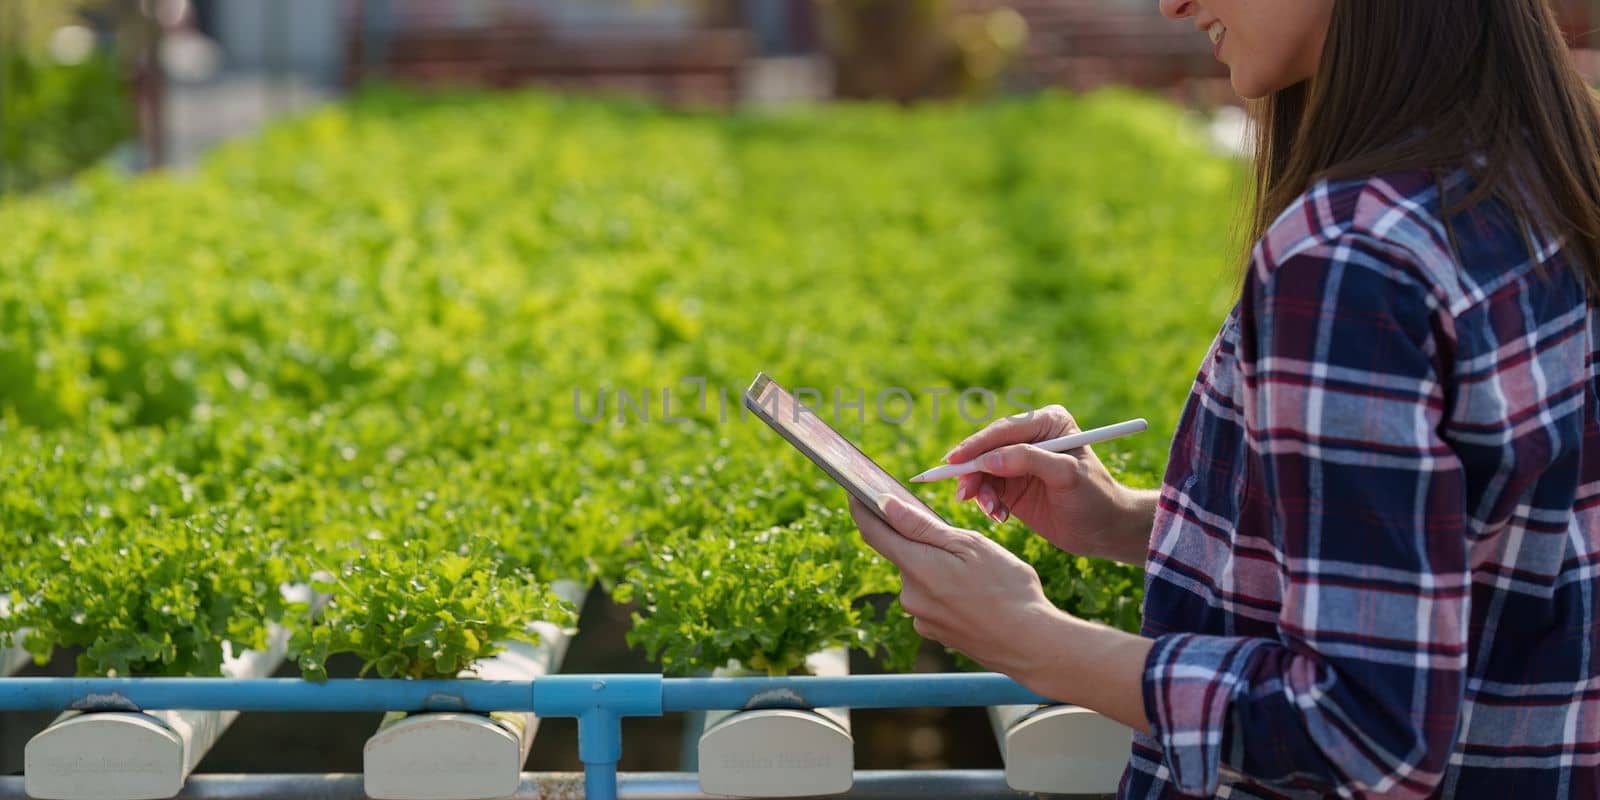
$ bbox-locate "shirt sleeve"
[1141,229,1471,797]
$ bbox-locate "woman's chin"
[1228,72,1275,102]
[1227,65,1306,102]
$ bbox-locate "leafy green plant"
[292,538,575,681]
[995,523,1144,635]
[8,514,291,676]
[615,506,916,676]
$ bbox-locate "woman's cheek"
[1228,41,1296,100]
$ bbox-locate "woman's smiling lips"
[1196,16,1228,61]
[1207,21,1227,61]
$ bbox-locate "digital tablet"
[744,372,946,523]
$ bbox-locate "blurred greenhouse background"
[8,0,1592,185]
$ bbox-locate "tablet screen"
[744,373,946,523]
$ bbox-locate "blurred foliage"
[818,0,1028,101]
[0,0,139,193]
[0,50,134,193]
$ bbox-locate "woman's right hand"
[945,405,1150,565]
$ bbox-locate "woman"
[849,1,1600,797]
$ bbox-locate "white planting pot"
[2,637,31,676]
[697,648,852,798]
[987,703,1132,794]
[362,579,587,800]
[1,598,36,676]
[24,584,316,800]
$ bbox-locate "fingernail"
[942,446,959,463]
[996,507,1010,524]
[977,494,995,516]
[955,483,972,502]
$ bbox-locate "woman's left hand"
[848,495,1069,679]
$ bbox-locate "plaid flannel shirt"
[1122,169,1600,799]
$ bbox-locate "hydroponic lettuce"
[0,86,1235,679]
[292,538,575,681]
[615,502,919,676]
[12,514,292,677]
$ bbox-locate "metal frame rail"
[0,771,1097,800]
[0,674,1058,800]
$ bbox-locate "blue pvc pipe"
[661,673,1051,712]
[577,709,624,800]
[0,673,1050,714]
[0,678,535,712]
[584,764,619,800]
[534,674,663,719]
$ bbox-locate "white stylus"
[909,418,1149,483]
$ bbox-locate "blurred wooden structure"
[349,28,749,106]
[343,0,749,106]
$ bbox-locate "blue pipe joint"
[533,675,662,800]
[533,674,663,719]
[533,674,662,762]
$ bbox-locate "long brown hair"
[1247,0,1600,302]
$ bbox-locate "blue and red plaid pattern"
[1122,169,1600,799]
